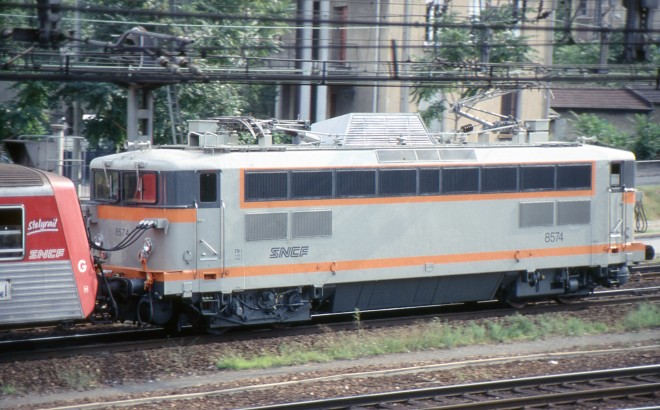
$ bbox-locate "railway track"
[245,365,660,410]
[0,284,657,364]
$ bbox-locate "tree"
[570,112,628,147]
[411,4,535,125]
[569,112,660,160]
[630,114,660,160]
[0,81,59,140]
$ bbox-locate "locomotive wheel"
[205,327,227,336]
[555,295,582,304]
[506,298,529,309]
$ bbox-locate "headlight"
[138,237,153,262]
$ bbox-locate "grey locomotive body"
[85,114,654,331]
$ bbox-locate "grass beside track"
[216,303,660,370]
[639,186,660,222]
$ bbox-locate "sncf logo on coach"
[27,218,59,236]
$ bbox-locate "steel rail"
[0,285,657,362]
[242,365,660,410]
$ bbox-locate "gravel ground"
[1,303,659,409]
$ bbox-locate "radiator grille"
[520,201,555,227]
[557,200,591,225]
[245,212,288,241]
[292,210,332,238]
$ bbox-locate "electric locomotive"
[84,113,655,332]
[0,163,97,326]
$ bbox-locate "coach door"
[196,171,222,272]
[608,162,627,249]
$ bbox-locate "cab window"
[93,170,119,202]
[122,172,158,204]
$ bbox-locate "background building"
[276,0,554,137]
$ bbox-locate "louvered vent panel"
[292,210,332,238]
[0,261,83,325]
[343,114,434,146]
[0,164,46,187]
[245,213,288,241]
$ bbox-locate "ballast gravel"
[0,304,658,409]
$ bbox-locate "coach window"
[379,169,417,196]
[482,166,518,193]
[199,172,218,203]
[337,170,376,197]
[442,167,480,194]
[521,165,555,191]
[419,169,441,195]
[557,164,591,190]
[93,170,119,202]
[122,172,157,204]
[0,207,23,260]
[245,172,288,201]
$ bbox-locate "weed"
[56,367,98,391]
[624,303,660,331]
[214,304,656,371]
[1,384,16,395]
[353,308,362,331]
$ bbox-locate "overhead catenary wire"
[3,1,660,36]
[1,2,657,88]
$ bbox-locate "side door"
[608,162,635,250]
[195,171,222,273]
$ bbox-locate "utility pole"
[298,0,313,122]
[623,0,659,62]
[598,0,610,72]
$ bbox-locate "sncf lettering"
[28,249,65,260]
[269,246,310,258]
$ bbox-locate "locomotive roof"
[0,163,48,187]
[89,142,636,172]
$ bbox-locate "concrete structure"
[276,0,553,136]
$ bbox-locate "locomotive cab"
[86,157,314,331]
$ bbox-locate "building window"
[425,0,447,44]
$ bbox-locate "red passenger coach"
[0,163,97,326]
